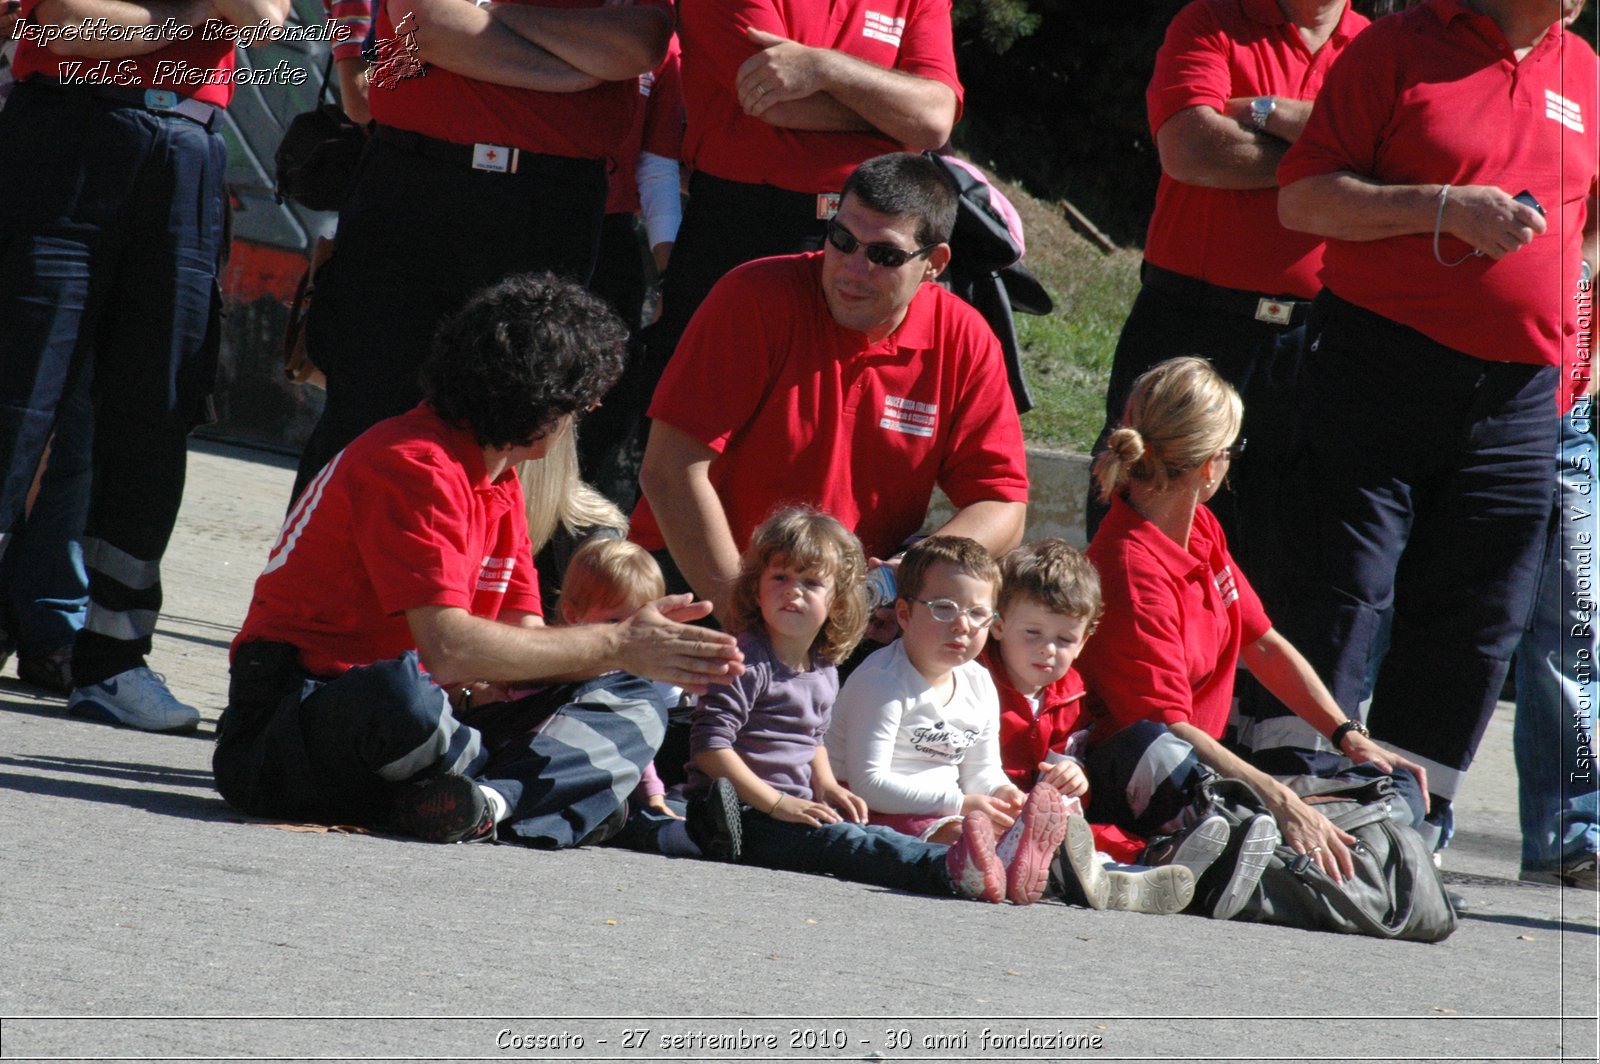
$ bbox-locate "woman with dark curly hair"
[216,273,744,849]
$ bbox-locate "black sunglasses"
[825,220,938,269]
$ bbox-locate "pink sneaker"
[946,813,1005,903]
[994,786,1069,905]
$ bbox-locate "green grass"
[983,169,1143,454]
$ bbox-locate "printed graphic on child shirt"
[909,720,978,762]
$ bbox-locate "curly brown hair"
[726,507,869,666]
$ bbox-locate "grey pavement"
[0,439,1595,1064]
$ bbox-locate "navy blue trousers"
[1265,292,1555,811]
[0,81,226,684]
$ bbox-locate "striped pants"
[214,644,665,848]
[1081,719,1215,838]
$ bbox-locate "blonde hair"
[727,507,869,666]
[521,426,627,554]
[1092,356,1243,502]
[560,537,666,621]
[997,538,1102,633]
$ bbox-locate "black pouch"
[274,57,368,212]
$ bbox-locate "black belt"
[371,124,601,180]
[26,77,221,129]
[1142,262,1311,327]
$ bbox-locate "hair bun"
[1107,427,1146,466]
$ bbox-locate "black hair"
[840,152,959,248]
[421,273,627,450]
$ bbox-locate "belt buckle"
[815,192,840,220]
[471,143,519,174]
[1254,298,1294,326]
[143,89,180,111]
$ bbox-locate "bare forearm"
[35,0,215,57]
[1156,105,1287,190]
[489,3,668,82]
[1222,95,1312,144]
[757,93,876,133]
[398,0,599,91]
[409,606,620,686]
[807,51,955,148]
[638,429,742,618]
[1241,629,1347,741]
[929,500,1026,557]
[1278,172,1442,241]
[1169,720,1294,812]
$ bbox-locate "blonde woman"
[1077,357,1428,896]
[520,426,628,613]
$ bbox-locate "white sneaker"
[68,667,201,734]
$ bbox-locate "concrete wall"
[924,446,1092,548]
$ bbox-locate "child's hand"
[770,794,841,827]
[1038,759,1090,801]
[646,794,683,820]
[816,781,868,824]
[961,792,1017,831]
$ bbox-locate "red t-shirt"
[629,253,1029,561]
[234,405,542,679]
[606,37,684,215]
[1143,0,1367,298]
[12,0,239,107]
[1079,494,1271,742]
[369,0,672,158]
[1278,0,1599,371]
[679,0,963,193]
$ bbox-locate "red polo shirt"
[12,0,239,107]
[370,0,672,158]
[1143,0,1367,298]
[630,252,1028,562]
[235,405,542,679]
[1079,494,1271,742]
[606,37,684,216]
[679,0,963,193]
[1279,0,1599,371]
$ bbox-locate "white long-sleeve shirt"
[826,640,1010,817]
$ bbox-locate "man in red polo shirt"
[290,0,673,502]
[634,152,1027,621]
[1087,0,1369,564]
[1275,0,1599,849]
[0,0,288,731]
[623,0,963,469]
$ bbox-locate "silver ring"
[1311,846,1323,854]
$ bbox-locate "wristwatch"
[1330,718,1370,750]
[1248,96,1276,132]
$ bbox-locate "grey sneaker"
[1143,812,1231,882]
[1520,855,1599,891]
[1211,813,1279,920]
[67,667,201,734]
[1049,813,1109,910]
[1104,864,1195,915]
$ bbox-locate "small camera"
[1513,189,1545,216]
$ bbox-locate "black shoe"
[1142,812,1231,883]
[577,799,630,847]
[17,646,73,696]
[687,778,744,862]
[1208,813,1278,920]
[394,774,496,844]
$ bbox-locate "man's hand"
[613,594,745,694]
[737,27,828,117]
[1444,184,1547,259]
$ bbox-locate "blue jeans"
[1514,413,1600,873]
[740,808,955,897]
[0,363,91,658]
[0,81,226,686]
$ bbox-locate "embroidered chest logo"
[478,555,515,594]
[1213,564,1240,609]
[1546,90,1584,133]
[909,721,977,761]
[862,11,905,48]
[881,394,936,438]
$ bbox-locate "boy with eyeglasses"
[826,536,1066,889]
